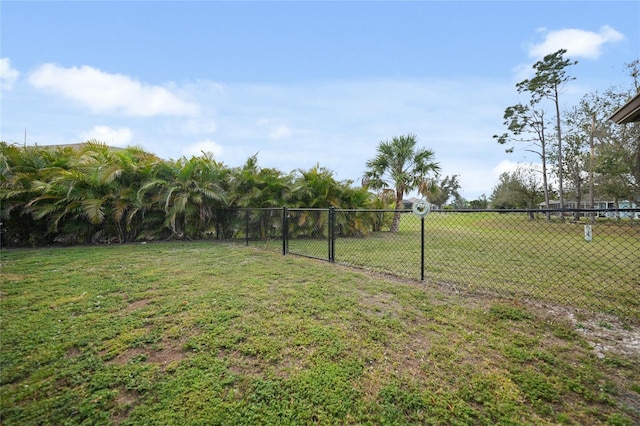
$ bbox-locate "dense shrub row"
[1,141,386,247]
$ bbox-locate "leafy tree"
[562,60,640,210]
[230,154,291,208]
[11,141,161,244]
[562,131,590,219]
[490,167,547,211]
[135,159,181,240]
[115,147,166,241]
[596,143,634,209]
[75,142,161,243]
[426,175,461,209]
[22,141,118,244]
[363,134,440,232]
[469,195,489,210]
[450,197,469,209]
[562,92,624,219]
[604,60,640,205]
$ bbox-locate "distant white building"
[539,199,639,219]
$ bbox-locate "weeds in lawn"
[1,242,638,425]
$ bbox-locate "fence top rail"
[224,208,283,212]
[285,208,332,212]
[223,207,640,214]
[334,208,640,214]
[434,208,640,214]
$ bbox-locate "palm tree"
[1,143,76,245]
[368,188,395,232]
[290,164,343,238]
[140,153,228,239]
[88,144,162,242]
[229,155,292,240]
[363,134,440,232]
[230,154,291,208]
[23,141,133,244]
[135,160,179,240]
[335,182,373,236]
[291,164,342,208]
[75,141,150,243]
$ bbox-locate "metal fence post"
[282,207,288,255]
[329,207,335,263]
[245,210,249,246]
[421,216,425,282]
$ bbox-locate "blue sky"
[1,1,638,200]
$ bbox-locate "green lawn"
[285,213,640,320]
[1,242,638,425]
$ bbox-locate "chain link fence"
[217,207,640,321]
[215,208,286,253]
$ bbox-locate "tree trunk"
[541,127,551,221]
[574,188,581,221]
[390,190,404,232]
[554,85,565,221]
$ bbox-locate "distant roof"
[609,92,640,124]
[37,143,84,150]
[43,143,121,150]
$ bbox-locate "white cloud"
[268,125,292,141]
[7,74,519,199]
[491,160,553,187]
[493,159,522,176]
[79,125,133,147]
[528,25,624,60]
[181,118,217,134]
[511,62,534,85]
[254,118,293,141]
[1,58,20,90]
[28,63,199,117]
[181,139,224,158]
[177,77,516,199]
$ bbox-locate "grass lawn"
[286,212,640,320]
[1,241,639,425]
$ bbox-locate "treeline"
[492,54,640,210]
[1,142,388,247]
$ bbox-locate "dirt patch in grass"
[111,388,140,425]
[575,315,640,358]
[539,303,640,358]
[149,337,189,367]
[106,337,189,368]
[65,346,83,358]
[226,351,266,377]
[341,262,640,359]
[124,298,152,312]
[357,289,403,318]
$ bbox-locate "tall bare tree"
[494,104,552,210]
[516,49,577,212]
